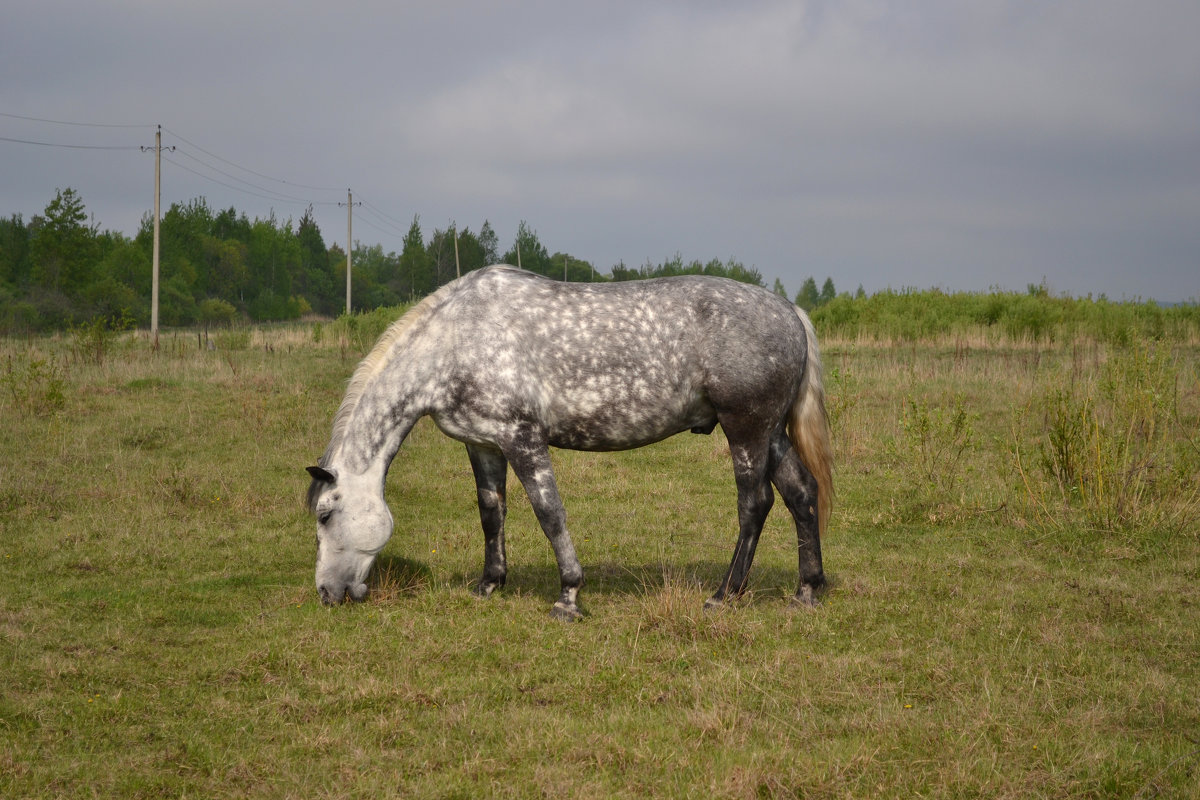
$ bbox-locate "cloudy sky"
[3,0,1198,301]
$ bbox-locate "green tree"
[426,227,459,287]
[0,214,31,289]
[479,219,499,267]
[610,259,638,281]
[795,276,820,311]
[199,297,238,340]
[772,277,789,298]
[549,252,599,282]
[820,277,837,306]
[202,236,249,304]
[86,234,146,323]
[397,215,433,299]
[502,220,550,276]
[295,205,334,313]
[454,226,487,276]
[30,188,98,297]
[349,243,397,309]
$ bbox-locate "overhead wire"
[0,135,141,150]
[0,111,151,128]
[162,126,344,193]
[162,154,320,208]
[351,212,407,242]
[172,148,331,206]
[3,113,413,242]
[356,193,413,230]
[355,204,410,238]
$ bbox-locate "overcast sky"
[3,0,1198,301]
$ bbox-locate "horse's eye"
[318,511,333,526]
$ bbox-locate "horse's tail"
[787,306,834,536]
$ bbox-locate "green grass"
[2,325,1198,798]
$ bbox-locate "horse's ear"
[307,465,337,484]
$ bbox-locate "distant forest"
[2,187,1196,342]
[0,187,767,333]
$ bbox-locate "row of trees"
[16,188,1188,343]
[0,189,779,333]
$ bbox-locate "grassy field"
[2,320,1198,798]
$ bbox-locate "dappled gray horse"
[306,265,833,619]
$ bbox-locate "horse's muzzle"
[318,582,369,605]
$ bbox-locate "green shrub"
[1016,338,1198,533]
[2,353,66,416]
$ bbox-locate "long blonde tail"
[787,307,834,536]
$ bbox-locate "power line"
[356,194,412,229]
[352,212,407,241]
[355,205,410,238]
[0,135,141,150]
[0,111,150,129]
[172,148,318,205]
[162,126,344,193]
[4,116,407,240]
[162,153,321,208]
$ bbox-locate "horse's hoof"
[472,579,502,599]
[703,597,725,613]
[549,601,583,622]
[790,587,821,609]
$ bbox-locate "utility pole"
[452,223,461,279]
[141,125,173,344]
[339,189,361,314]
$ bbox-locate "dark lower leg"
[468,446,508,597]
[769,437,825,605]
[707,461,773,608]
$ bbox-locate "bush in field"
[2,353,66,416]
[326,304,409,357]
[70,311,134,366]
[884,392,981,522]
[1014,338,1200,534]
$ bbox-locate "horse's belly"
[545,390,716,451]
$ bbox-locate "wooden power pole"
[339,189,360,314]
[453,223,461,279]
[141,125,172,344]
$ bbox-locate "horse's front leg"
[467,445,509,598]
[505,439,584,621]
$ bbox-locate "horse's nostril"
[318,584,339,605]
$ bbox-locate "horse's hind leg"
[768,433,825,606]
[467,445,508,597]
[706,425,774,609]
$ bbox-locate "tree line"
[0,188,773,333]
[5,187,1193,341]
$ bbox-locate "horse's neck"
[337,362,425,476]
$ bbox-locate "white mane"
[318,280,457,470]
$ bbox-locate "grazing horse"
[306,265,832,620]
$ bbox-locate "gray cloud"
[3,0,1197,300]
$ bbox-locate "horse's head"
[305,465,393,605]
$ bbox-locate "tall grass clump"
[324,304,410,357]
[881,392,983,523]
[1,350,66,416]
[1013,337,1200,535]
[69,311,135,366]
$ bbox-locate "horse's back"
[430,267,807,449]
